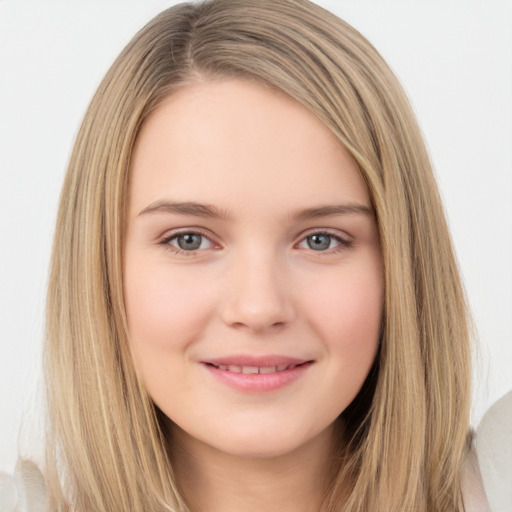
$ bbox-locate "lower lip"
[202,362,313,392]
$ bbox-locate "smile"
[206,363,302,374]
[201,357,314,392]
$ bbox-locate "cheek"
[123,262,219,411]
[303,262,383,373]
[124,262,215,353]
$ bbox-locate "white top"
[1,391,510,512]
[475,390,512,512]
[0,458,47,512]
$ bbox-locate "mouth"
[201,356,314,392]
[204,362,309,374]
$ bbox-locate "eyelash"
[159,229,215,256]
[159,229,353,256]
[297,230,353,253]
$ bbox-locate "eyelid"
[296,227,352,242]
[294,228,353,251]
[159,227,220,255]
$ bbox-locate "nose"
[219,250,295,333]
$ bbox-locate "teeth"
[214,364,298,373]
[242,366,259,374]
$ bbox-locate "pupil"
[308,234,330,251]
[178,234,201,250]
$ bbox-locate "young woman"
[2,0,510,511]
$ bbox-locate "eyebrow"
[292,203,374,220]
[138,200,231,219]
[138,200,373,220]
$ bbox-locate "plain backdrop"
[1,0,511,473]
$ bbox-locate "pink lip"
[201,355,314,392]
[204,355,308,367]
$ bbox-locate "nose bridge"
[220,244,294,331]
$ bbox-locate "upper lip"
[202,355,312,367]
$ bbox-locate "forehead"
[129,79,370,216]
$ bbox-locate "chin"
[173,418,335,461]
[216,437,302,459]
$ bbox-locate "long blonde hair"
[45,1,472,510]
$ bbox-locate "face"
[124,79,383,459]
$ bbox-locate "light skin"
[124,79,384,512]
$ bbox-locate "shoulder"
[475,390,512,512]
[0,458,48,512]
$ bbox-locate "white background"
[1,0,511,472]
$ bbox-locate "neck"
[170,425,340,512]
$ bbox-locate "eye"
[162,231,214,252]
[304,233,338,251]
[297,232,350,252]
